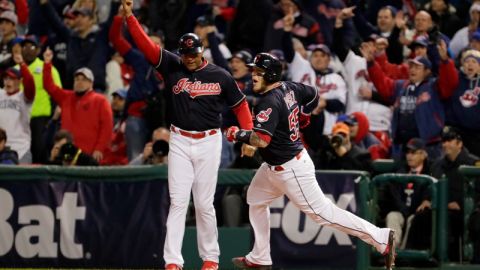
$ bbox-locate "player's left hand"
[225,126,239,142]
[241,144,257,157]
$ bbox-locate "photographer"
[59,142,98,166]
[147,139,169,165]
[129,127,170,165]
[325,122,373,172]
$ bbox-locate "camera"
[152,140,169,157]
[330,133,346,149]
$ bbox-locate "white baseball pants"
[163,129,222,266]
[245,149,391,265]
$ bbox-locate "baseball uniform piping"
[290,168,387,246]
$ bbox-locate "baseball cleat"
[201,260,219,270]
[383,230,396,270]
[165,263,182,270]
[232,257,272,270]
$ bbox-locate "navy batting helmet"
[178,33,203,55]
[247,53,282,83]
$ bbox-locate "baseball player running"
[225,53,396,270]
[122,1,254,270]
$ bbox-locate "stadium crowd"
[0,0,480,265]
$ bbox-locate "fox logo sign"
[270,193,356,246]
[0,189,86,259]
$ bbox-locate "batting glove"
[226,126,240,142]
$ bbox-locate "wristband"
[236,130,252,144]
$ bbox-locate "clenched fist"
[225,126,239,142]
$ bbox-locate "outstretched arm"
[332,6,356,62]
[42,48,69,103]
[109,14,132,55]
[122,0,161,65]
[14,53,35,102]
[226,127,270,148]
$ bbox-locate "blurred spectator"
[105,52,133,99]
[42,48,113,163]
[264,0,323,51]
[40,0,120,91]
[352,5,405,64]
[59,142,98,166]
[323,122,372,171]
[129,127,170,165]
[449,3,480,58]
[111,89,126,124]
[184,0,236,36]
[303,0,356,48]
[20,35,63,164]
[340,112,390,160]
[0,52,35,164]
[0,11,18,73]
[332,9,393,147]
[373,35,429,80]
[7,0,28,32]
[442,49,480,158]
[72,0,98,23]
[47,129,73,165]
[362,0,405,25]
[229,50,253,93]
[40,1,77,83]
[102,89,128,165]
[365,40,457,159]
[384,138,431,249]
[194,15,231,70]
[227,0,273,54]
[143,0,187,50]
[149,139,168,165]
[424,0,463,38]
[470,31,480,53]
[109,11,164,160]
[0,127,18,164]
[401,10,450,75]
[282,11,346,137]
[413,126,480,260]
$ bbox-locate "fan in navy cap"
[122,0,254,268]
[429,125,480,262]
[227,52,396,269]
[441,126,462,142]
[409,36,429,58]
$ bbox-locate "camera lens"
[330,134,345,148]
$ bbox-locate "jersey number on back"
[288,107,300,141]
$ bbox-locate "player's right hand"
[122,0,133,17]
[43,47,53,64]
[225,126,239,142]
